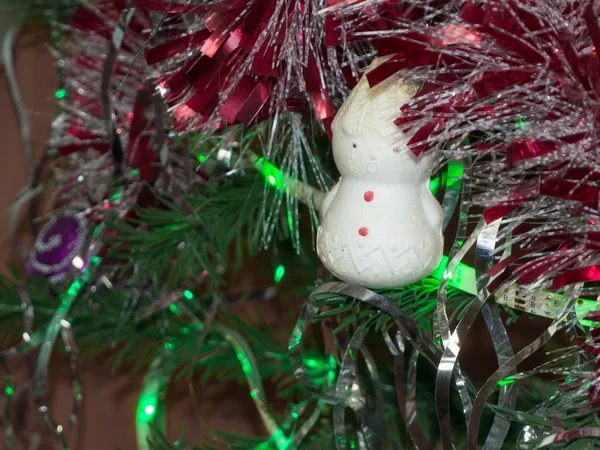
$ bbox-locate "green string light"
[136,353,171,450]
[55,88,67,100]
[429,177,440,195]
[429,256,476,295]
[253,157,284,190]
[274,265,285,284]
[183,290,194,300]
[498,375,517,387]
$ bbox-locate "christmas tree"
[2,0,600,448]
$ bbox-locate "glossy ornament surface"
[29,208,88,283]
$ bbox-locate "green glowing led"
[447,160,465,178]
[169,303,180,314]
[5,386,14,396]
[304,358,321,370]
[498,376,517,387]
[327,355,337,385]
[67,280,83,297]
[236,352,252,377]
[429,177,440,195]
[131,169,139,176]
[180,326,190,335]
[164,342,174,350]
[136,375,161,437]
[198,155,206,163]
[274,265,285,284]
[137,390,158,425]
[291,411,299,419]
[518,118,526,129]
[429,256,477,296]
[254,157,284,189]
[288,334,301,351]
[183,290,194,300]
[55,88,67,99]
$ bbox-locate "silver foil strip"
[100,2,136,174]
[289,300,337,402]
[435,219,501,450]
[360,344,385,433]
[467,285,583,449]
[290,400,326,448]
[435,159,475,427]
[476,219,516,450]
[406,347,431,449]
[536,427,600,447]
[440,161,463,232]
[32,296,78,448]
[333,321,393,450]
[4,23,36,264]
[311,283,441,364]
[59,319,83,433]
[389,330,433,449]
[290,281,441,419]
[32,225,103,449]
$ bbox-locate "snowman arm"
[321,180,341,216]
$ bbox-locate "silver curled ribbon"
[435,218,502,450]
[387,330,432,449]
[291,282,444,449]
[100,0,136,175]
[435,158,477,434]
[467,284,582,449]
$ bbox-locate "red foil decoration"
[139,0,371,133]
[56,1,163,185]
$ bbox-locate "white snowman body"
[316,64,444,289]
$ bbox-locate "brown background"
[0,31,553,450]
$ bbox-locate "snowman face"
[330,74,436,182]
[331,125,435,181]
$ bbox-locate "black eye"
[352,143,357,148]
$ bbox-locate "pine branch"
[107,175,275,290]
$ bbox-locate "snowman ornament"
[316,61,444,289]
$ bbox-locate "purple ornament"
[29,208,88,283]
